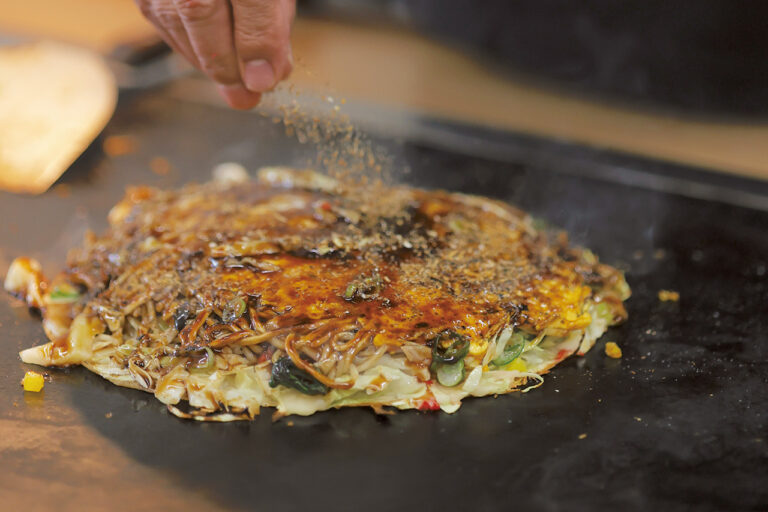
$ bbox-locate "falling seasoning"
[261,83,393,188]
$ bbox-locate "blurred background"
[1,0,767,182]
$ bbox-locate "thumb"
[231,0,295,93]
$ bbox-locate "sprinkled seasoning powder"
[260,82,394,189]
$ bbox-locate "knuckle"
[235,29,279,56]
[174,0,219,22]
[230,1,291,57]
[153,6,182,28]
[235,5,276,31]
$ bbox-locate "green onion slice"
[48,285,81,303]
[594,301,613,322]
[492,332,526,366]
[222,297,247,323]
[435,360,465,387]
[194,347,216,370]
[431,330,469,364]
[343,283,357,300]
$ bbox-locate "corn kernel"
[372,333,392,346]
[658,290,680,302]
[469,338,488,356]
[605,342,622,359]
[22,371,45,392]
[504,359,527,372]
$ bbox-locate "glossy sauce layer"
[55,173,623,350]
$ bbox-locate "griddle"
[1,87,766,511]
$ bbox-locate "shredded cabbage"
[54,301,611,419]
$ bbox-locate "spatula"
[0,37,190,195]
[0,41,116,194]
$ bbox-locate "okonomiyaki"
[5,167,629,420]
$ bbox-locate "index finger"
[174,0,261,108]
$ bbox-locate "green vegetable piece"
[436,360,465,387]
[431,329,469,364]
[193,347,216,370]
[595,302,611,318]
[448,217,468,233]
[222,297,246,323]
[159,355,177,367]
[269,356,329,395]
[344,283,357,300]
[343,271,383,301]
[492,332,527,366]
[49,285,80,303]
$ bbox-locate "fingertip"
[216,84,262,110]
[242,59,276,93]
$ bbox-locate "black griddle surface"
[1,91,766,511]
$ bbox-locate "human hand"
[135,0,295,109]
